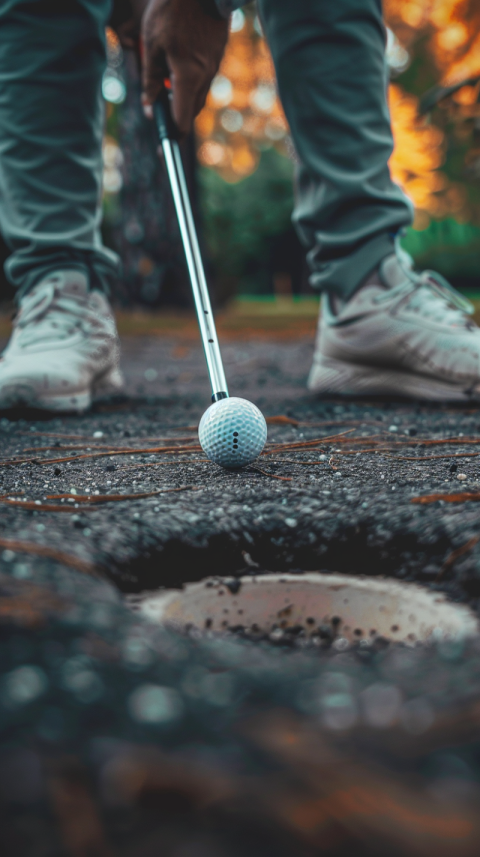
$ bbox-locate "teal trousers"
[258,0,413,298]
[0,0,117,297]
[0,0,412,299]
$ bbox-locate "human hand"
[140,0,229,137]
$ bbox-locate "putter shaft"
[154,100,228,402]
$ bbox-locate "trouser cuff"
[7,247,120,303]
[308,232,397,300]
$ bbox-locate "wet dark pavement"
[2,333,480,856]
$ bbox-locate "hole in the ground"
[111,525,456,596]
[134,573,479,648]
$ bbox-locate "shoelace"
[15,281,90,347]
[416,269,474,315]
[374,261,474,323]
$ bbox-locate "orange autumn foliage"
[196,3,477,219]
[384,0,480,85]
[196,13,287,183]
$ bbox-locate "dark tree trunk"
[110,50,195,309]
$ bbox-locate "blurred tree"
[194,6,305,300]
[102,31,194,309]
[384,0,480,285]
[199,147,304,299]
[195,7,289,183]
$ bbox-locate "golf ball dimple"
[198,397,267,469]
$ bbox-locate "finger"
[141,31,169,108]
[142,65,167,108]
[194,79,212,118]
[170,69,203,138]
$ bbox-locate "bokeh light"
[103,27,126,104]
[384,0,480,86]
[384,1,480,223]
[103,136,123,194]
[102,74,126,105]
[195,10,288,183]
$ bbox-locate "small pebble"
[388,425,398,432]
[13,563,30,579]
[457,473,467,481]
[269,628,284,642]
[93,431,103,438]
[333,637,350,652]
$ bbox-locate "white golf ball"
[198,397,267,469]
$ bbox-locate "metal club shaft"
[154,100,228,402]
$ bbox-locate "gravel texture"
[2,334,480,856]
[1,336,480,599]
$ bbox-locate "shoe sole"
[0,366,124,413]
[307,356,480,402]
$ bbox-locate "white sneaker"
[0,269,123,412]
[308,254,480,401]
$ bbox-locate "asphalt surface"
[1,334,480,598]
[2,332,480,856]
